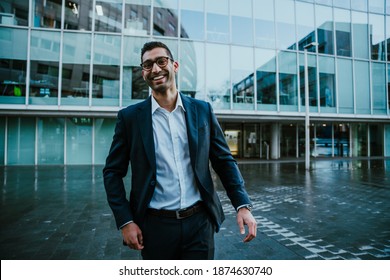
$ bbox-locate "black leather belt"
[147,202,204,219]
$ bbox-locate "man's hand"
[237,207,257,242]
[122,222,144,250]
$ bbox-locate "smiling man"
[103,41,257,260]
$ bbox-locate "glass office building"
[1,0,390,165]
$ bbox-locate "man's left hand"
[237,207,257,242]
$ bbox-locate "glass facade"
[0,0,390,165]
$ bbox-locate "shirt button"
[150,180,156,187]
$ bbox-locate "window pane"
[370,14,386,61]
[0,28,28,104]
[278,51,298,111]
[352,11,369,59]
[337,58,353,113]
[179,41,205,100]
[254,0,275,49]
[206,43,230,109]
[124,0,151,36]
[355,60,370,114]
[64,0,93,30]
[335,8,351,57]
[61,32,91,106]
[296,2,315,51]
[0,0,29,26]
[7,117,35,165]
[318,55,336,112]
[33,0,62,29]
[95,0,122,33]
[37,117,64,164]
[0,117,5,165]
[206,0,229,43]
[92,34,121,106]
[372,62,387,114]
[256,48,277,110]
[316,0,332,5]
[232,46,254,110]
[316,5,334,55]
[352,0,368,12]
[94,118,116,164]
[66,117,92,164]
[180,0,204,40]
[275,0,296,50]
[122,36,148,105]
[30,30,61,105]
[153,0,178,37]
[299,53,317,110]
[334,0,350,9]
[231,0,253,46]
[369,0,385,14]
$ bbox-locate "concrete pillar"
[271,123,279,159]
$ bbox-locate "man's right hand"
[122,222,144,250]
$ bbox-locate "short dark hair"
[140,41,174,62]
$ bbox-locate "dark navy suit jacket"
[103,93,252,232]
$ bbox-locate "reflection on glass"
[64,0,93,30]
[0,118,4,165]
[355,60,370,114]
[94,118,116,164]
[122,36,148,106]
[30,30,61,105]
[243,124,260,158]
[33,0,62,28]
[206,43,230,109]
[370,14,386,61]
[372,62,386,114]
[334,123,350,157]
[231,0,253,46]
[352,0,368,11]
[180,0,204,40]
[95,0,122,33]
[0,28,28,104]
[124,0,150,36]
[316,5,334,55]
[232,46,254,110]
[370,124,384,156]
[206,0,229,43]
[352,123,368,156]
[278,51,298,111]
[318,55,335,111]
[256,48,276,110]
[92,34,121,106]
[179,41,204,100]
[275,0,296,50]
[61,32,91,106]
[38,117,64,164]
[66,117,92,164]
[254,0,275,49]
[7,117,35,165]
[296,2,315,51]
[0,0,29,26]
[369,0,385,14]
[153,0,178,37]
[335,9,351,57]
[280,124,297,157]
[352,11,369,59]
[313,123,333,157]
[337,58,353,113]
[299,53,317,109]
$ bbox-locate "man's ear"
[173,61,179,73]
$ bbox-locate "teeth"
[153,76,164,80]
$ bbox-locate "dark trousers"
[141,209,215,260]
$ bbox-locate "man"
[103,41,256,260]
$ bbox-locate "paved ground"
[1,159,390,260]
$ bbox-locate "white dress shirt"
[149,94,202,210]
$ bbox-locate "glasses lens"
[142,61,153,70]
[141,57,171,70]
[156,57,168,67]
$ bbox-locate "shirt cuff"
[237,204,252,212]
[119,221,133,229]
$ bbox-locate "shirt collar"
[151,93,185,115]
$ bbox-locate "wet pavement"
[1,159,390,260]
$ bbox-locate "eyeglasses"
[140,56,173,71]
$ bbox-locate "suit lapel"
[181,94,198,168]
[136,97,156,172]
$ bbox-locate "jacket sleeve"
[103,110,133,229]
[207,103,252,210]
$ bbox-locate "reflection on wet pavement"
[1,159,389,260]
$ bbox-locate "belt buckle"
[176,208,187,219]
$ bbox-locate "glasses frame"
[140,56,174,71]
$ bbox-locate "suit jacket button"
[150,180,156,186]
